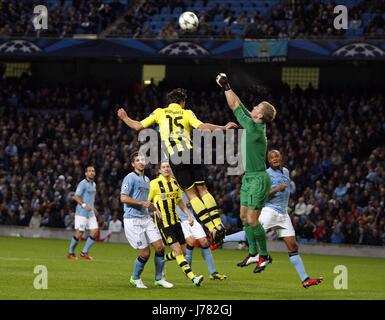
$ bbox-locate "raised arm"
[216,73,242,111]
[117,108,144,132]
[198,122,238,131]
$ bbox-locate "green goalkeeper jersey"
[233,103,267,173]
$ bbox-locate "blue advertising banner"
[0,38,243,59]
[0,38,384,61]
[243,40,288,62]
[288,40,385,60]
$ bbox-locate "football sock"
[165,251,176,261]
[81,236,95,254]
[201,245,216,275]
[289,251,309,282]
[69,236,79,254]
[201,193,222,229]
[185,244,194,267]
[176,254,196,280]
[132,255,148,280]
[223,230,246,243]
[244,223,258,256]
[252,223,268,256]
[190,196,215,232]
[154,250,165,281]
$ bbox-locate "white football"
[178,11,199,31]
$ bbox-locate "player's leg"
[130,246,151,288]
[184,235,195,267]
[223,230,247,243]
[170,224,204,286]
[196,236,227,280]
[279,219,323,288]
[148,219,173,288]
[237,204,259,267]
[124,218,151,288]
[80,216,98,260]
[185,185,216,234]
[195,182,225,239]
[68,215,85,259]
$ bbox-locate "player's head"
[167,88,187,108]
[130,151,146,172]
[251,101,276,123]
[159,161,172,178]
[85,165,96,180]
[268,149,282,169]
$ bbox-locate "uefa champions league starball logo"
[0,40,42,54]
[332,43,385,58]
[158,42,209,56]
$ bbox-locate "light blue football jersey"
[121,171,150,218]
[265,167,290,214]
[176,192,197,222]
[75,179,96,218]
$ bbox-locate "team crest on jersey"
[137,241,143,246]
[166,237,173,244]
[123,184,128,190]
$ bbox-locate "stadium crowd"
[0,0,384,38]
[0,75,384,246]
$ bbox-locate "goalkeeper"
[216,73,275,273]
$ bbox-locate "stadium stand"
[0,0,384,38]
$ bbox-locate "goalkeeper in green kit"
[216,73,276,273]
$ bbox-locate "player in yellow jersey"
[117,88,238,243]
[149,161,204,286]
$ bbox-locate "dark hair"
[130,151,139,164]
[85,165,95,171]
[167,88,187,104]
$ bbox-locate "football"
[178,11,199,31]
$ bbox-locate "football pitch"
[1,237,384,300]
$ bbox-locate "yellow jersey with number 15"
[140,103,203,155]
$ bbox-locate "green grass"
[0,236,384,300]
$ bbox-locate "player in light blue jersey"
[223,150,323,288]
[67,165,99,260]
[165,192,227,280]
[121,151,173,289]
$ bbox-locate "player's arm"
[117,107,144,132]
[269,184,286,199]
[216,73,256,130]
[120,194,156,211]
[187,110,238,131]
[177,199,194,226]
[198,122,238,130]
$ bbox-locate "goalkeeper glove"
[216,73,231,91]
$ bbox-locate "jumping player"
[117,88,238,243]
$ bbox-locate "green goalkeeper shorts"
[240,171,271,210]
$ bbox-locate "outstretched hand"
[117,108,128,121]
[224,122,238,129]
[216,73,231,91]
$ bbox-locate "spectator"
[29,210,42,229]
[108,212,122,233]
